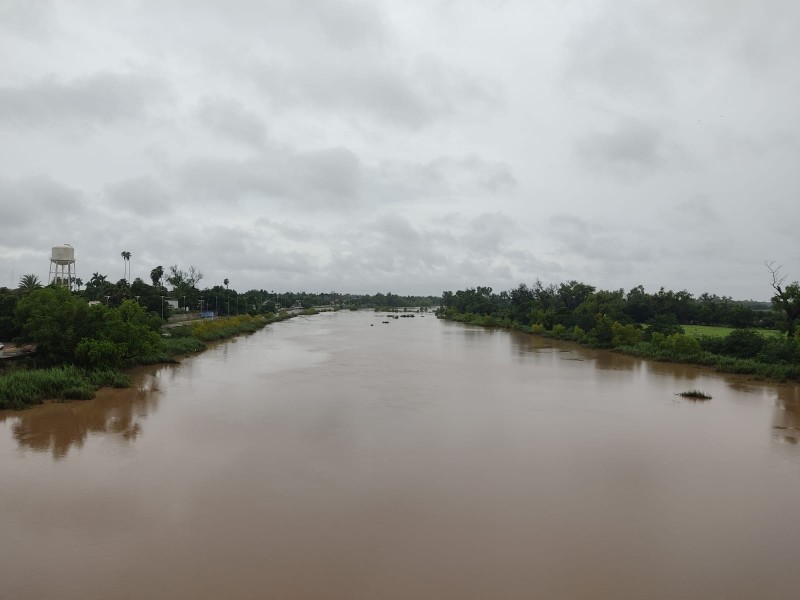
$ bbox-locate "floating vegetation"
[677,389,712,400]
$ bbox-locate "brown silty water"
[1,311,799,599]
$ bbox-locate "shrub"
[650,332,666,349]
[612,322,642,348]
[76,338,125,370]
[757,337,800,364]
[720,329,766,359]
[663,333,701,356]
[588,314,615,348]
[645,314,684,339]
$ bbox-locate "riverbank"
[437,311,800,383]
[0,310,304,411]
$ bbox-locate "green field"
[682,324,784,339]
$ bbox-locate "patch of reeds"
[88,369,131,388]
[0,365,130,410]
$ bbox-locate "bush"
[720,329,766,359]
[612,322,642,348]
[645,314,684,339]
[663,333,702,356]
[588,314,616,348]
[650,332,666,349]
[76,338,125,370]
[757,337,800,364]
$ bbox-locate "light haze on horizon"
[1,0,798,300]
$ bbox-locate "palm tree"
[224,278,229,289]
[90,272,108,287]
[150,266,164,290]
[121,251,131,284]
[18,274,42,293]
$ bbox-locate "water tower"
[48,244,76,290]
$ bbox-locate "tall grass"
[189,314,268,341]
[682,324,783,339]
[0,365,131,410]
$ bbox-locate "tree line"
[1,265,439,344]
[438,273,800,380]
[441,280,787,334]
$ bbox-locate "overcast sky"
[1,0,798,299]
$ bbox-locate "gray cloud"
[105,176,173,216]
[460,213,518,253]
[0,0,54,38]
[167,0,387,49]
[0,72,167,131]
[180,146,362,211]
[575,119,686,178]
[547,214,657,266]
[0,175,85,229]
[196,98,268,149]
[370,155,516,204]
[252,56,497,130]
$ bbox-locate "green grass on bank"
[682,324,784,339]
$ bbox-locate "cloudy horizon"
[1,0,798,300]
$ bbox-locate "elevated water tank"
[51,244,75,265]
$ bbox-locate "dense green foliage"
[439,280,800,381]
[14,287,162,369]
[441,282,776,333]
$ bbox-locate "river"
[2,310,800,599]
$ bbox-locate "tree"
[150,266,164,290]
[224,278,229,289]
[167,265,203,291]
[766,262,800,338]
[18,274,42,293]
[14,287,106,365]
[121,251,131,283]
[624,285,655,323]
[0,288,20,339]
[84,272,109,301]
[76,300,162,368]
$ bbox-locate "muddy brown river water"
[2,311,800,599]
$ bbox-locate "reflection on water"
[773,384,800,445]
[0,369,160,459]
